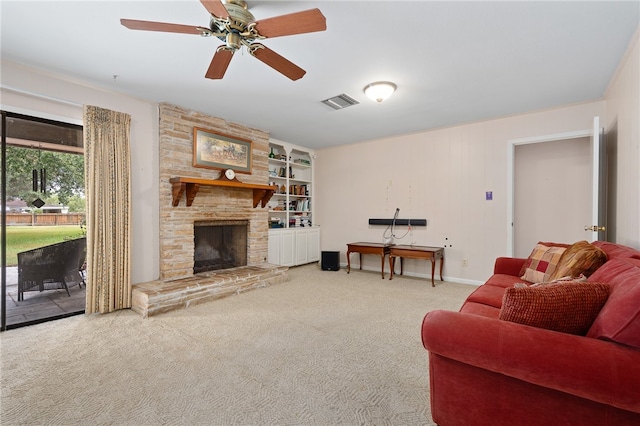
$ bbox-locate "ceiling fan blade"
[252,8,326,38]
[205,49,234,79]
[250,44,306,81]
[120,19,201,35]
[200,0,229,19]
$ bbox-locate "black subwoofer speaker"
[321,251,340,271]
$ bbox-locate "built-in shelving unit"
[267,142,313,228]
[267,140,319,266]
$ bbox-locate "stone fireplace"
[130,103,288,318]
[193,220,248,273]
[157,102,272,280]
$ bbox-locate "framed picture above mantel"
[193,127,252,174]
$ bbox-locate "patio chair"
[17,237,86,301]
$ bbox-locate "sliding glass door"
[1,111,85,330]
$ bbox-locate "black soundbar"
[368,218,427,226]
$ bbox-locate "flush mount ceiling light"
[363,81,397,103]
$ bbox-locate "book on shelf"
[286,184,308,196]
[292,199,310,211]
[289,213,311,227]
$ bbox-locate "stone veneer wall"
[159,103,270,280]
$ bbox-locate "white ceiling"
[1,1,638,150]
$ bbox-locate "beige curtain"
[83,105,132,314]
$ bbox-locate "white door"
[588,116,607,241]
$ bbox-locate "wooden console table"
[389,245,444,286]
[346,242,392,279]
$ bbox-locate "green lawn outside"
[2,225,85,266]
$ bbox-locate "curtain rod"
[1,85,83,108]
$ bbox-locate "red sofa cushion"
[465,284,507,308]
[459,300,501,318]
[486,273,523,289]
[500,282,609,335]
[587,257,640,349]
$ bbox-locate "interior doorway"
[506,118,607,258]
[1,111,85,331]
[513,137,591,257]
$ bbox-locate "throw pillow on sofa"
[548,240,608,281]
[499,282,609,335]
[520,243,568,283]
[518,241,570,277]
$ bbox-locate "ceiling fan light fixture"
[226,32,241,50]
[364,81,397,103]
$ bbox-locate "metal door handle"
[584,225,606,231]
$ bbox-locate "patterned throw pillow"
[518,241,570,277]
[548,240,608,281]
[499,282,609,335]
[520,244,567,283]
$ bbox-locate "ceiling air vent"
[321,93,359,110]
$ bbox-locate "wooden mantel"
[170,177,276,208]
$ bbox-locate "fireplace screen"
[194,220,248,273]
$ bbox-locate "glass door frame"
[2,110,8,331]
[1,110,85,331]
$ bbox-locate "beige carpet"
[1,264,475,426]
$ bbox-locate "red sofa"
[421,241,640,425]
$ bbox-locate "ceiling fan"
[120,0,326,81]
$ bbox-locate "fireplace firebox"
[194,220,248,274]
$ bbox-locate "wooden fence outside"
[6,213,85,226]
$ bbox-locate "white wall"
[604,29,640,250]
[315,30,640,285]
[315,102,607,284]
[1,60,160,284]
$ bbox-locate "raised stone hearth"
[132,264,288,318]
